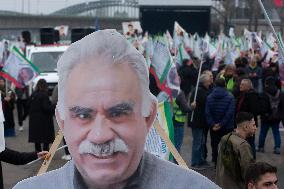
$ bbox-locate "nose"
[86,113,115,144]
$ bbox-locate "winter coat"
[189,85,210,128]
[216,132,254,189]
[0,148,37,189]
[260,89,284,124]
[149,72,160,97]
[236,89,260,126]
[28,91,55,143]
[246,66,262,91]
[206,87,235,130]
[173,90,191,123]
[176,90,191,113]
[262,68,281,90]
[15,86,29,100]
[178,64,198,96]
[1,89,15,130]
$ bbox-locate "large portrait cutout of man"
[13,30,220,189]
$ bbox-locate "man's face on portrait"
[19,68,32,84]
[57,60,154,187]
[128,24,134,33]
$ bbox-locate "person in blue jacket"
[206,78,235,165]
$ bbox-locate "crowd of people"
[155,39,284,188]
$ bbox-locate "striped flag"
[145,101,174,160]
[0,46,39,88]
[144,38,153,68]
[176,43,190,66]
[173,21,186,50]
[151,38,173,85]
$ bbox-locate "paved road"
[3,117,284,189]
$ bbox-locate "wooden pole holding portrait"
[37,130,63,175]
[153,119,189,170]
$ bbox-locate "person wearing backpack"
[257,77,284,154]
[215,112,256,189]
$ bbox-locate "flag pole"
[190,57,204,122]
[257,0,284,54]
[5,80,7,97]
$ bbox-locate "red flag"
[274,0,283,7]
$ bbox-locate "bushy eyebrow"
[69,106,95,115]
[106,101,135,115]
[263,179,278,185]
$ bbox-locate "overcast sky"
[0,0,98,14]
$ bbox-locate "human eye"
[76,112,93,120]
[263,182,273,187]
[69,106,94,123]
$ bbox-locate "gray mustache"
[78,138,128,157]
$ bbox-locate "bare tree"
[212,0,236,33]
[247,0,261,31]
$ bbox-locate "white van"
[26,45,69,95]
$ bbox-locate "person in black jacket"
[173,90,191,153]
[0,78,16,137]
[0,148,47,189]
[189,73,212,169]
[235,78,260,159]
[178,58,200,97]
[28,79,55,152]
[246,56,263,93]
[201,70,214,161]
[15,86,29,131]
[257,77,284,154]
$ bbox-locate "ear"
[55,108,65,130]
[145,100,157,131]
[247,182,255,189]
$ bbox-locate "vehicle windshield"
[30,51,63,73]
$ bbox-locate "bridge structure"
[53,0,139,18]
[0,0,139,40]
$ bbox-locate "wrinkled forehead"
[64,61,141,104]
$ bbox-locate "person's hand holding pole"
[191,101,196,110]
[37,151,49,160]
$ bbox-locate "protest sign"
[122,21,142,38]
[1,46,39,88]
[145,101,174,161]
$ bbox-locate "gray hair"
[241,78,254,89]
[57,29,156,120]
[199,73,211,84]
